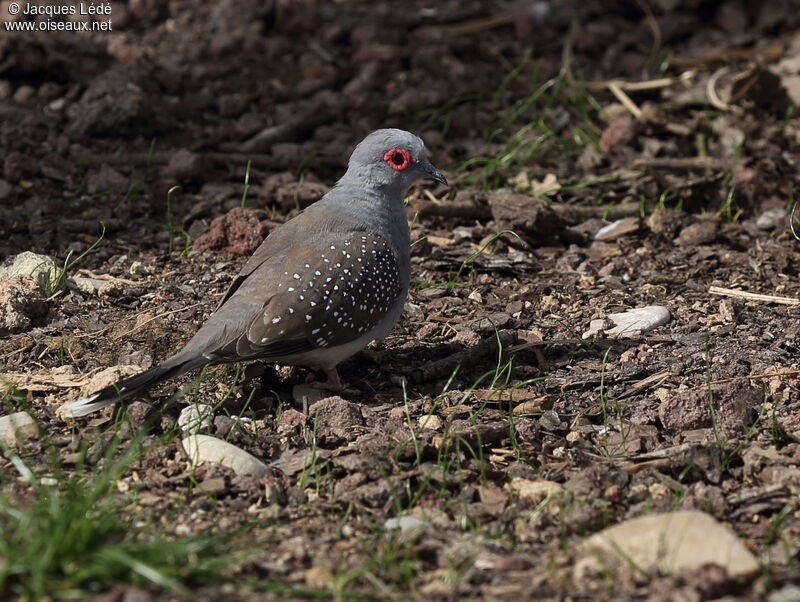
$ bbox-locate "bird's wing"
[210,231,404,362]
[214,208,323,310]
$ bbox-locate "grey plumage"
[59,129,446,418]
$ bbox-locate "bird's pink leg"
[306,366,343,391]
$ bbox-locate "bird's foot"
[306,366,343,391]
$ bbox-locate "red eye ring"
[383,148,411,171]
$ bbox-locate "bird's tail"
[58,355,210,418]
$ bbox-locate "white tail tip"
[58,393,114,419]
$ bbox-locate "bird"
[58,129,447,418]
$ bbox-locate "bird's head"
[341,128,447,195]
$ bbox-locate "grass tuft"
[0,426,236,599]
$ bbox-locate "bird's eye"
[383,148,411,171]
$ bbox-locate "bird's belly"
[272,291,406,369]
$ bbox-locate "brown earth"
[2,0,800,600]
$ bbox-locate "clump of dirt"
[192,207,268,255]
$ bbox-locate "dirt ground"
[2,0,800,600]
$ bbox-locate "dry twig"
[708,286,800,306]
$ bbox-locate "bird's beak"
[423,160,448,186]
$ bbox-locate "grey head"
[337,128,447,197]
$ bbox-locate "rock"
[487,188,568,246]
[646,209,687,238]
[307,396,364,445]
[277,408,307,427]
[755,207,788,231]
[192,207,267,256]
[270,448,318,476]
[594,217,640,241]
[80,365,143,398]
[214,415,234,438]
[418,415,443,430]
[0,252,58,293]
[197,477,227,495]
[66,65,173,138]
[98,280,124,300]
[384,516,425,532]
[659,379,761,437]
[66,276,106,296]
[3,151,36,182]
[182,434,271,477]
[478,485,509,508]
[129,261,147,276]
[578,510,759,580]
[0,412,38,446]
[599,114,637,154]
[87,166,129,197]
[164,149,206,183]
[507,477,563,504]
[768,585,800,602]
[1,277,49,335]
[178,404,215,434]
[582,306,671,339]
[13,85,35,103]
[126,401,152,427]
[675,220,719,246]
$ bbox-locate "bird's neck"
[330,177,410,254]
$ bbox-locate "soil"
[2,0,800,600]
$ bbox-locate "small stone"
[197,477,227,495]
[0,252,58,293]
[646,208,686,237]
[182,434,270,477]
[384,516,425,532]
[129,261,147,275]
[583,306,671,340]
[594,217,640,241]
[599,114,636,154]
[87,166,129,197]
[307,397,364,445]
[477,485,508,508]
[13,85,35,103]
[98,280,124,299]
[507,477,563,504]
[468,290,483,303]
[0,278,48,335]
[164,149,205,183]
[67,277,105,296]
[579,510,759,580]
[278,408,307,427]
[676,220,719,246]
[126,401,152,427]
[418,415,443,430]
[80,365,142,398]
[755,207,788,231]
[178,404,215,434]
[659,379,761,437]
[0,412,38,446]
[768,585,800,602]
